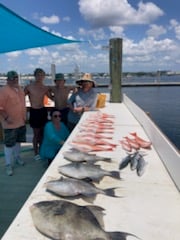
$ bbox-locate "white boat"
[2,93,180,240]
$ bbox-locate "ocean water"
[122,86,180,150]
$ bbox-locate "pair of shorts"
[4,125,26,147]
[29,107,48,128]
[59,107,69,125]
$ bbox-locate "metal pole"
[109,38,123,102]
[51,64,56,84]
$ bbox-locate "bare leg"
[32,127,44,156]
[32,128,40,155]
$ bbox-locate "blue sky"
[0,0,179,74]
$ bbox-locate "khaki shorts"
[4,125,26,147]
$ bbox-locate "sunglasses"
[53,114,61,118]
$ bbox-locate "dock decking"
[1,100,180,240]
[0,126,47,238]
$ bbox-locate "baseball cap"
[7,71,18,80]
[55,73,65,81]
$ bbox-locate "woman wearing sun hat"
[67,73,98,132]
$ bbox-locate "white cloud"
[40,15,60,24]
[124,37,176,56]
[109,26,125,38]
[146,24,167,39]
[122,36,180,71]
[79,0,164,27]
[41,26,50,32]
[79,27,107,41]
[25,48,49,56]
[5,51,22,58]
[170,19,180,40]
[41,26,62,37]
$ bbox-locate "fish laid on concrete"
[63,150,111,163]
[79,125,114,134]
[120,140,132,152]
[81,121,114,128]
[136,155,148,176]
[89,111,115,120]
[130,132,152,149]
[58,162,120,182]
[70,141,115,152]
[30,200,138,240]
[124,136,140,150]
[76,131,113,139]
[72,136,117,147]
[119,154,132,170]
[130,151,142,171]
[45,177,119,198]
[119,151,148,177]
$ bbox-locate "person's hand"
[73,107,83,113]
[84,106,90,111]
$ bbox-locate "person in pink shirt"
[0,71,26,176]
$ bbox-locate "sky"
[0,0,179,74]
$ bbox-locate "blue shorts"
[4,125,26,147]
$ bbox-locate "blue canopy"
[0,4,80,54]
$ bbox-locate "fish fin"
[57,176,64,180]
[93,164,101,168]
[108,231,141,240]
[96,157,112,162]
[85,160,97,165]
[110,171,121,179]
[91,177,102,183]
[83,177,95,182]
[104,187,120,198]
[87,205,105,228]
[130,132,137,136]
[81,195,96,204]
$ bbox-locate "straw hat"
[76,73,96,87]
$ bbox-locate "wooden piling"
[109,38,123,102]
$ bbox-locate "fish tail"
[103,188,117,197]
[108,231,141,240]
[110,171,120,179]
